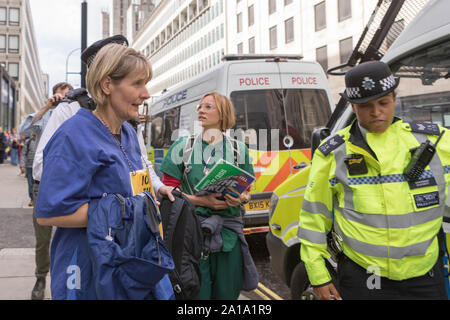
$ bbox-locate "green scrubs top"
[160,135,254,299]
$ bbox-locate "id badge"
[130,168,155,196]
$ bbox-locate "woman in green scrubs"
[160,92,255,300]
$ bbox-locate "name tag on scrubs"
[130,169,155,196]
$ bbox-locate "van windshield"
[230,89,331,150]
[389,39,450,128]
[151,107,181,148]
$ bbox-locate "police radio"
[404,131,445,182]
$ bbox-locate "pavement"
[0,161,51,300]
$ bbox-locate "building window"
[338,0,351,22]
[9,8,20,26]
[249,37,255,53]
[315,1,326,32]
[339,37,353,64]
[285,17,294,44]
[0,7,6,25]
[316,45,328,73]
[237,42,243,54]
[0,35,5,53]
[8,62,19,79]
[269,25,277,50]
[248,5,254,27]
[237,13,243,33]
[8,35,19,53]
[269,0,276,15]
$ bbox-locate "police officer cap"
[340,60,400,104]
[81,35,129,67]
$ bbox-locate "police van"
[149,55,334,234]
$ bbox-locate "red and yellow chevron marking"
[249,149,312,193]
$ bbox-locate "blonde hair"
[201,92,235,132]
[86,43,152,107]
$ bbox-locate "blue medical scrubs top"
[35,108,143,300]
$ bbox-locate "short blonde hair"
[201,92,235,132]
[86,43,152,107]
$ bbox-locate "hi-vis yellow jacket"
[298,119,450,286]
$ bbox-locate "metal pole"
[81,1,88,88]
[66,48,81,82]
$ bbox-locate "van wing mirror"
[311,128,331,159]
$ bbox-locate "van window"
[151,107,181,148]
[231,89,331,150]
[390,39,450,128]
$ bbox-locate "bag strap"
[180,135,197,194]
[165,192,183,245]
[162,190,188,270]
[228,136,240,166]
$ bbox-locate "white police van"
[149,55,334,234]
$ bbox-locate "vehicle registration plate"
[245,199,271,211]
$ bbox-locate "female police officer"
[298,61,450,300]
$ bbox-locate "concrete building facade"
[132,0,226,96]
[0,0,46,128]
[102,0,157,40]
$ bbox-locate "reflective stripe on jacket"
[298,119,450,286]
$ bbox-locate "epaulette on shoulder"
[317,135,345,156]
[408,122,441,136]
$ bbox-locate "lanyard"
[202,138,225,175]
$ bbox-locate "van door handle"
[293,162,308,170]
[271,224,281,231]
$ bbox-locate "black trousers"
[337,255,448,300]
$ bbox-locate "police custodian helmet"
[340,60,400,104]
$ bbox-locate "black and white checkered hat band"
[346,87,361,99]
[379,75,396,91]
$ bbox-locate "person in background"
[20,132,38,207]
[0,126,5,164]
[3,130,9,162]
[8,128,20,166]
[18,81,73,300]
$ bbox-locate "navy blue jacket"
[87,192,174,300]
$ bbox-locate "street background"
[0,161,51,299]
